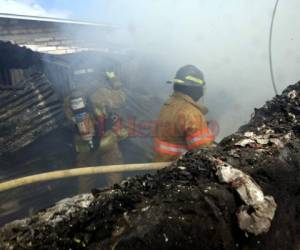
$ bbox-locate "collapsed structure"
[0,40,162,225]
[0,80,299,249]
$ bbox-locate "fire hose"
[0,162,170,192]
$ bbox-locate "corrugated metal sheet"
[0,73,64,153]
[0,13,117,28]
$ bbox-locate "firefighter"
[154,65,214,162]
[64,71,128,191]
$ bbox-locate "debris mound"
[0,73,64,154]
[0,82,299,250]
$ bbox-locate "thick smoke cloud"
[7,0,299,138]
[91,0,300,138]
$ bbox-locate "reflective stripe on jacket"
[153,91,214,162]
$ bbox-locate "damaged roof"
[0,13,118,55]
[0,13,117,28]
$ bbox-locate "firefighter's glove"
[75,135,91,153]
[99,130,118,153]
[117,128,129,140]
[99,128,128,153]
[106,71,116,80]
[94,107,106,117]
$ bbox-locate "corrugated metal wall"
[0,73,64,153]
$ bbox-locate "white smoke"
[6,0,297,139]
[96,0,300,138]
[0,0,70,18]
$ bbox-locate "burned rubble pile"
[0,73,64,154]
[0,41,65,154]
[0,82,299,250]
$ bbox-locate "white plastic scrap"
[287,90,297,100]
[257,124,266,131]
[288,112,296,120]
[39,194,93,226]
[244,132,255,138]
[265,129,275,135]
[163,233,169,242]
[237,132,269,147]
[141,206,150,212]
[284,132,293,140]
[270,138,284,148]
[235,139,255,147]
[215,161,277,235]
[216,163,264,205]
[255,138,269,145]
[237,131,290,149]
[237,197,277,235]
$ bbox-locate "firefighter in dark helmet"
[154,65,214,162]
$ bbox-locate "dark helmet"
[174,65,205,87]
[172,65,206,101]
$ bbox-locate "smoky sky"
[67,0,300,138]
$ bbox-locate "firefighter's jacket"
[154,91,214,162]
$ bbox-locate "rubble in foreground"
[0,82,299,250]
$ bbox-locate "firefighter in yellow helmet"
[64,71,128,192]
[154,65,214,162]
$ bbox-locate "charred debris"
[0,41,158,157]
[0,41,160,226]
[0,41,118,154]
[0,76,299,249]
